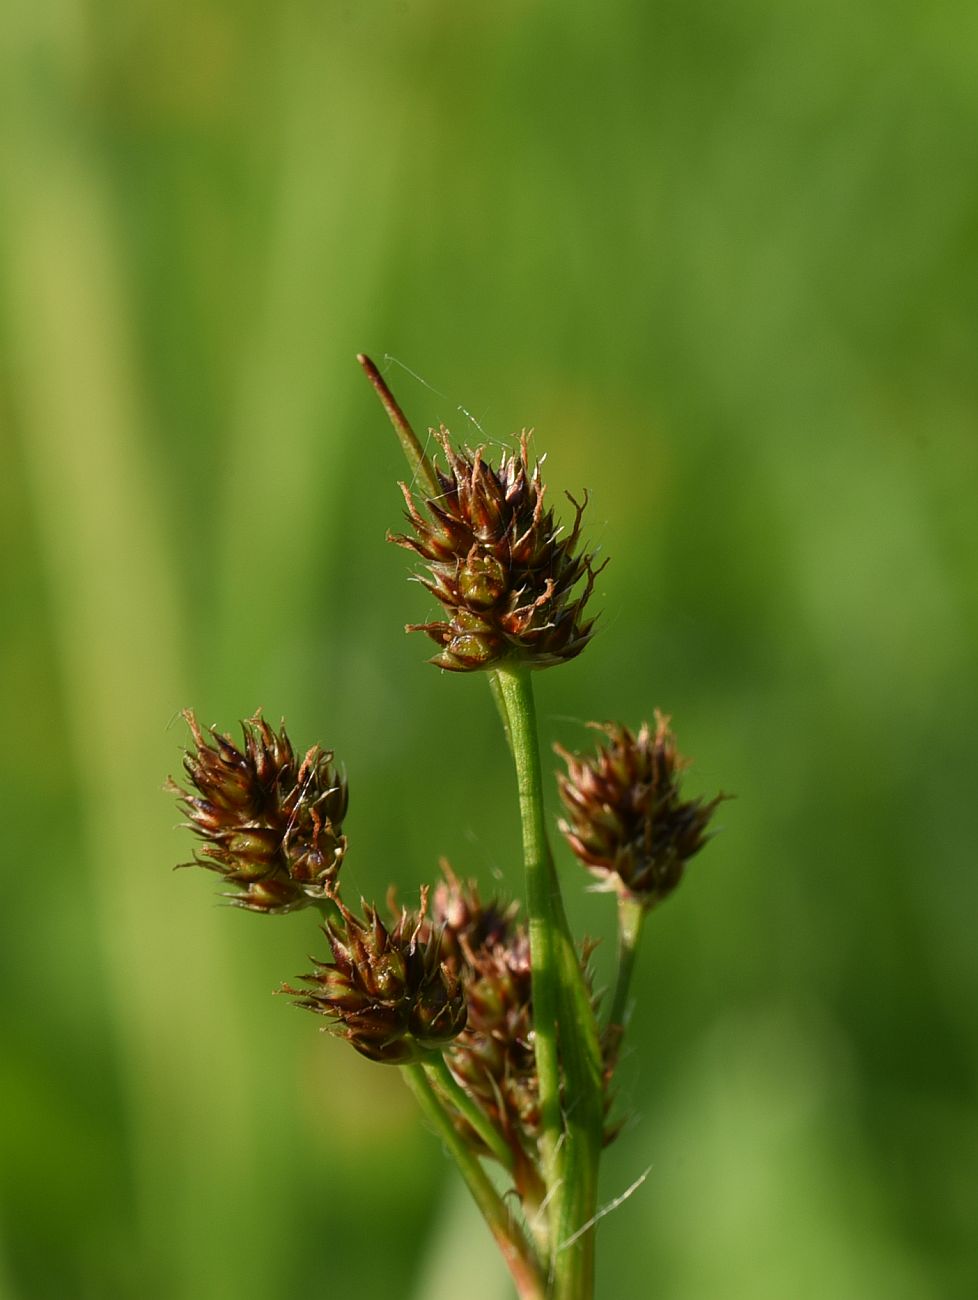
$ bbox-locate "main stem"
[491,664,602,1300]
[491,666,564,1209]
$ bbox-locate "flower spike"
[391,429,604,671]
[168,710,347,914]
[555,713,723,908]
[284,888,467,1064]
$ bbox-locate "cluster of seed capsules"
[169,427,720,1184]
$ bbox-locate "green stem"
[402,1062,546,1300]
[490,668,566,1200]
[311,895,343,927]
[423,1053,515,1174]
[488,671,514,754]
[490,664,602,1300]
[357,353,440,498]
[552,946,602,1300]
[606,895,645,1052]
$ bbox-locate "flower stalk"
[492,664,602,1299]
[402,1062,547,1300]
[423,1051,516,1175]
[604,895,645,1061]
[490,664,567,1217]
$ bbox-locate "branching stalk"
[423,1052,516,1174]
[168,356,727,1300]
[402,1062,546,1300]
[606,895,645,1049]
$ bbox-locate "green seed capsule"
[459,553,507,609]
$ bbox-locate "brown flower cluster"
[434,871,540,1152]
[168,710,347,914]
[555,713,723,908]
[427,866,614,1190]
[286,889,467,1064]
[170,712,469,1063]
[390,431,603,671]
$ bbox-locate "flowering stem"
[551,946,602,1300]
[490,663,602,1300]
[423,1052,516,1174]
[490,668,566,1197]
[606,895,645,1050]
[402,1062,546,1300]
[357,354,441,499]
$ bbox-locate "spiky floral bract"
[168,710,347,914]
[390,430,603,671]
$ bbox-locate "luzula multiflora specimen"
[168,357,722,1300]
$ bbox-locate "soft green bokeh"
[2,2,975,1297]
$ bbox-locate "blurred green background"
[2,2,976,1297]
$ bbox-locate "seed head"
[430,865,613,1171]
[391,431,603,671]
[448,924,541,1143]
[555,713,722,908]
[168,710,348,914]
[415,865,541,1155]
[285,889,467,1064]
